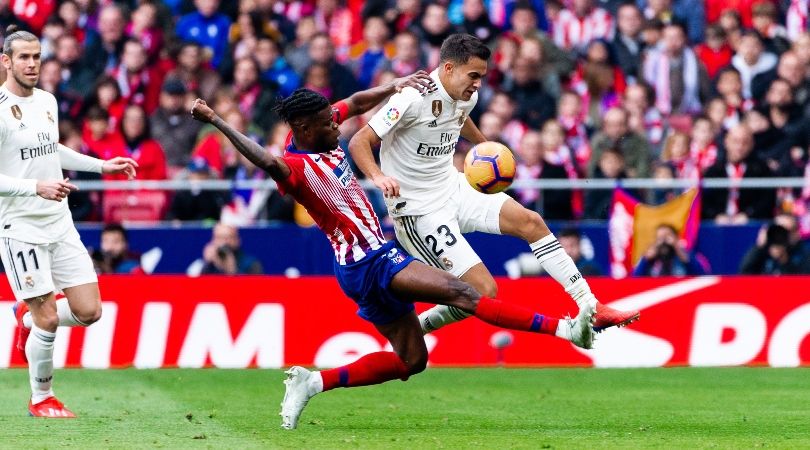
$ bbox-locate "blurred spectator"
[285,16,318,75]
[83,3,127,78]
[512,130,573,220]
[557,90,591,162]
[349,16,393,89]
[126,1,163,62]
[588,107,651,178]
[702,124,776,224]
[558,228,602,276]
[0,0,29,32]
[412,2,459,69]
[689,115,719,174]
[193,108,258,176]
[486,90,527,150]
[306,32,360,101]
[639,0,705,43]
[61,121,101,222]
[91,224,143,274]
[85,76,126,130]
[38,58,62,96]
[54,33,93,119]
[751,50,810,117]
[694,24,733,79]
[167,158,228,222]
[660,131,699,180]
[150,78,203,176]
[509,2,574,77]
[312,0,355,61]
[551,0,613,52]
[611,3,644,82]
[500,57,556,129]
[750,1,790,55]
[478,111,505,142]
[254,37,300,97]
[623,83,665,154]
[117,104,168,181]
[460,0,499,45]
[83,106,126,163]
[643,22,711,116]
[175,0,231,69]
[167,41,222,102]
[57,0,84,43]
[633,223,708,276]
[110,38,163,114]
[378,30,424,78]
[41,15,66,60]
[731,30,778,100]
[201,223,264,275]
[757,78,803,174]
[718,9,743,50]
[10,0,55,33]
[739,220,810,275]
[232,56,278,130]
[584,147,627,219]
[714,67,748,128]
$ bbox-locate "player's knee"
[35,311,59,331]
[74,303,102,325]
[518,210,546,240]
[406,353,428,376]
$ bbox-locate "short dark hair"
[559,228,582,240]
[439,33,491,65]
[274,88,330,124]
[3,25,38,56]
[102,223,128,241]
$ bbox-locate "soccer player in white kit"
[349,34,639,334]
[0,27,138,418]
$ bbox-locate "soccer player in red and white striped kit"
[190,77,597,430]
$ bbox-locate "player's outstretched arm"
[59,144,139,179]
[190,99,290,180]
[342,70,435,120]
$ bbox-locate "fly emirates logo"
[416,132,456,157]
[20,132,57,161]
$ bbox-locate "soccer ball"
[464,141,516,194]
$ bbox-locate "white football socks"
[419,305,471,334]
[26,325,55,404]
[21,298,88,329]
[530,234,596,308]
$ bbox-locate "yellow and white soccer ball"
[463,141,516,194]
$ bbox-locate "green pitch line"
[0,367,808,449]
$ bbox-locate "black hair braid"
[273,88,330,124]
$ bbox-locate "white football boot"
[558,299,596,349]
[280,366,320,430]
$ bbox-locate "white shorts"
[1,231,97,300]
[393,173,510,278]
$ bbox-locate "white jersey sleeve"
[367,88,422,140]
[58,143,104,173]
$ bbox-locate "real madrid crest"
[432,100,442,118]
[458,111,466,125]
[442,257,454,270]
[11,105,21,120]
[24,275,34,288]
[46,110,54,123]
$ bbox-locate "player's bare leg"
[61,283,103,326]
[498,199,640,331]
[419,262,494,333]
[395,262,594,347]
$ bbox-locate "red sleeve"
[332,101,350,125]
[276,156,305,197]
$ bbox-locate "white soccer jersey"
[0,87,73,244]
[368,69,478,217]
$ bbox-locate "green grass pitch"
[0,367,808,449]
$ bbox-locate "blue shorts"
[334,240,416,325]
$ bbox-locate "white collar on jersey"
[430,69,456,104]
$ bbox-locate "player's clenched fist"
[36,178,78,202]
[190,99,216,123]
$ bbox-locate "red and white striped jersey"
[277,102,386,265]
[277,145,385,265]
[552,7,613,51]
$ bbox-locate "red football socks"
[320,352,410,391]
[474,296,559,334]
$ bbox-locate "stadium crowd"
[4,0,810,230]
